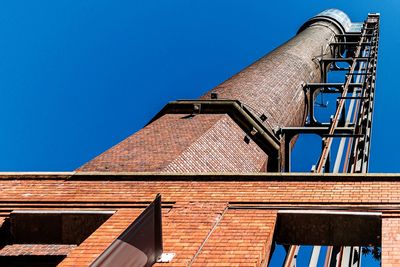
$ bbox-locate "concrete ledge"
[0,172,74,180]
[0,171,399,181]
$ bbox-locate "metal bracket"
[277,126,357,172]
[303,83,363,126]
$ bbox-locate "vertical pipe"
[309,246,321,267]
[336,247,344,267]
[316,24,369,173]
[340,247,352,267]
[350,247,361,267]
[324,246,333,267]
[284,245,300,267]
[333,50,367,173]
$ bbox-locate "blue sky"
[0,0,397,172]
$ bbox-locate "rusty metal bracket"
[303,83,363,126]
[278,126,358,172]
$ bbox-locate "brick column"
[382,217,400,266]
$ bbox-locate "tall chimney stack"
[79,9,354,173]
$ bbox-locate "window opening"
[0,210,114,267]
[268,210,381,267]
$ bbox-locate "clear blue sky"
[0,0,396,172]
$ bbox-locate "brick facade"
[382,216,400,266]
[0,173,397,265]
[0,244,77,257]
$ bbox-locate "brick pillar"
[382,217,400,266]
[78,20,340,173]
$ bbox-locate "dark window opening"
[268,210,381,267]
[0,210,114,267]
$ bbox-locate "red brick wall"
[0,244,76,257]
[1,174,398,266]
[59,209,144,266]
[190,209,277,267]
[79,115,267,173]
[382,216,400,266]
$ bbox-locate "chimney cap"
[298,9,356,35]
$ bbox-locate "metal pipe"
[317,23,369,173]
[333,48,368,172]
[340,247,352,266]
[309,246,321,267]
[284,245,300,267]
[324,246,333,267]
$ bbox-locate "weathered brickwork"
[201,23,337,129]
[0,173,397,265]
[0,244,77,256]
[78,21,339,173]
[78,114,223,172]
[59,209,143,266]
[190,209,277,267]
[78,113,269,174]
[159,202,227,266]
[162,115,266,173]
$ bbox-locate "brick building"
[0,9,391,267]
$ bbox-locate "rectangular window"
[0,210,114,266]
[269,210,381,267]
